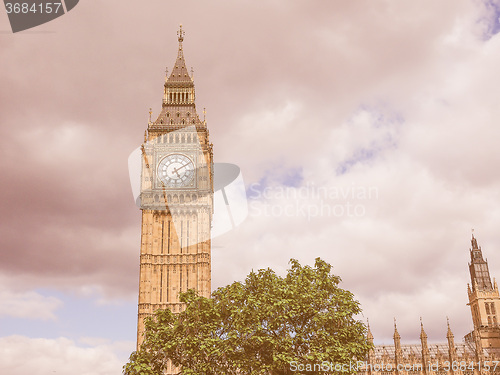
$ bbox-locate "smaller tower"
[466,234,500,350]
[366,319,374,375]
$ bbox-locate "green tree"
[123,258,371,375]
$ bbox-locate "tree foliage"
[123,258,371,375]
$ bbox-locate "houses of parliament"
[359,234,500,375]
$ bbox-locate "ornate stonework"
[360,235,500,375]
[136,26,213,357]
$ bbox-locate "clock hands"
[172,162,192,178]
[159,155,194,187]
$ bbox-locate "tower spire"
[393,318,403,374]
[393,318,400,340]
[366,318,373,343]
[469,233,493,291]
[162,25,196,109]
[420,318,430,374]
[177,24,185,57]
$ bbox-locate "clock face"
[157,154,195,187]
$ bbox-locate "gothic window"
[495,316,498,326]
[491,303,496,314]
[170,119,174,124]
[166,112,170,117]
[186,112,190,117]
[181,119,185,125]
[488,316,492,326]
[192,119,195,124]
[486,303,491,315]
[176,112,180,117]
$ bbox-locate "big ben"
[136,25,213,349]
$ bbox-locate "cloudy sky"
[2,0,500,373]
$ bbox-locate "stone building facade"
[359,235,500,375]
[135,25,213,360]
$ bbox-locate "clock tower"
[136,25,213,349]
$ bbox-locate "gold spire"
[166,25,193,85]
[177,24,185,58]
[177,24,184,43]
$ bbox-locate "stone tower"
[466,234,500,349]
[136,25,213,348]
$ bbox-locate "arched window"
[488,316,492,326]
[494,316,498,326]
[491,303,496,314]
[486,303,491,315]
